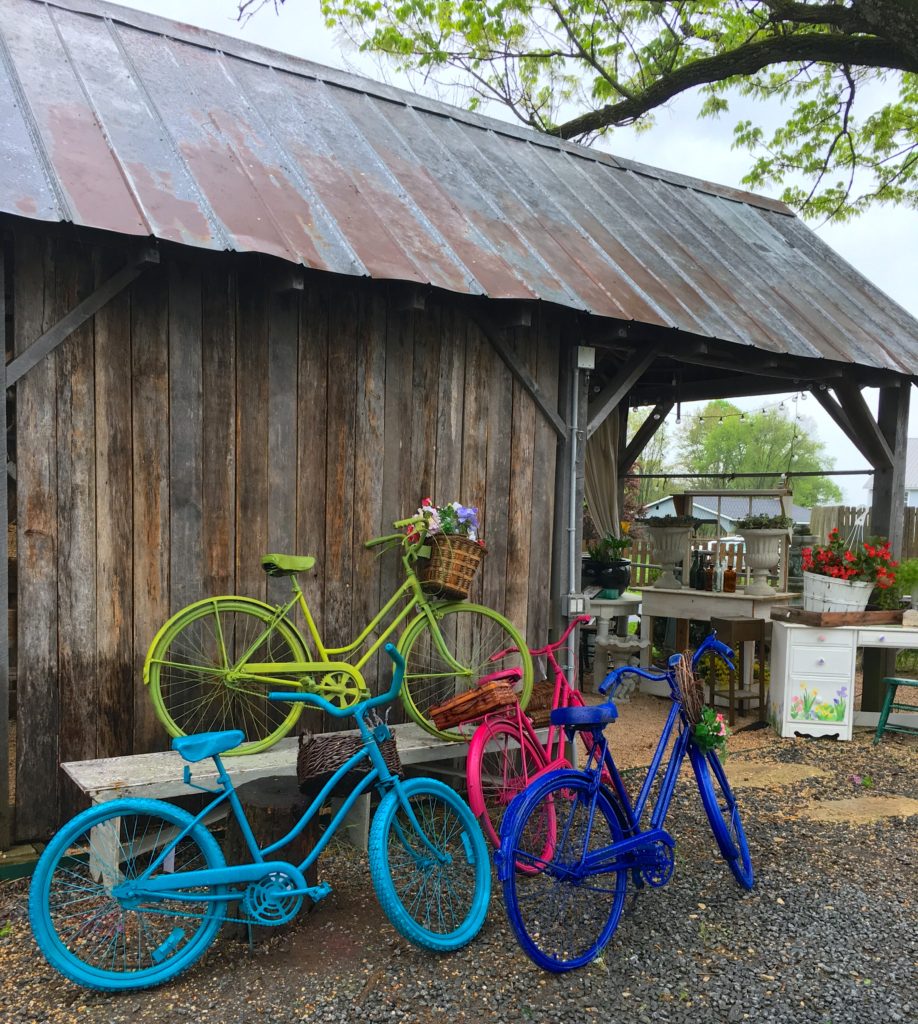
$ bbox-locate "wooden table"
[637,587,794,696]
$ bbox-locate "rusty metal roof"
[2,0,916,374]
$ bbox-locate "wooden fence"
[809,505,918,559]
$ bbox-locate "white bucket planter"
[803,571,873,613]
[648,525,694,589]
[738,528,789,597]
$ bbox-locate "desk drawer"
[790,644,853,677]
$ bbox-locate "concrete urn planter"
[738,528,790,596]
[648,525,694,589]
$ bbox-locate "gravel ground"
[1,729,916,1024]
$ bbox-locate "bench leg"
[873,682,897,744]
[89,808,122,886]
[330,792,371,852]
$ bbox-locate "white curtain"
[584,413,620,539]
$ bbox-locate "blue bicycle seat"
[549,703,618,730]
[172,730,245,762]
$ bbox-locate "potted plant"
[736,513,793,597]
[587,532,631,592]
[895,558,918,607]
[801,529,898,613]
[638,514,698,590]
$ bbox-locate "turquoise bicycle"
[29,645,491,991]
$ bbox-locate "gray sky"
[128,0,917,502]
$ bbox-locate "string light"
[694,392,806,423]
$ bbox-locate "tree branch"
[553,32,917,138]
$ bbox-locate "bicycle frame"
[240,543,468,688]
[115,703,447,906]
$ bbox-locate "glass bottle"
[723,558,737,594]
[703,557,714,591]
[689,549,701,589]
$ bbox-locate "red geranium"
[802,532,897,589]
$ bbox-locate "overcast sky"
[127,0,917,503]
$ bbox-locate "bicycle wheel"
[398,603,533,740]
[690,746,754,889]
[466,718,547,849]
[500,770,628,972]
[29,799,227,992]
[368,777,491,952]
[145,597,308,754]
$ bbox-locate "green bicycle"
[143,524,533,754]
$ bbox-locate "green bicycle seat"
[261,553,316,577]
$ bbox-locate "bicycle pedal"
[304,881,332,904]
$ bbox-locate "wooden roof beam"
[833,382,893,469]
[587,345,659,438]
[621,401,673,472]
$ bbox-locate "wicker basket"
[524,680,555,728]
[430,680,518,731]
[296,731,402,795]
[674,651,705,725]
[418,534,486,600]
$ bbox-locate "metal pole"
[0,242,10,849]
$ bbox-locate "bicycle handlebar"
[490,614,592,662]
[267,643,405,719]
[598,664,669,695]
[691,633,735,671]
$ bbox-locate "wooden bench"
[62,723,472,851]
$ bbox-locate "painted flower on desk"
[789,686,847,722]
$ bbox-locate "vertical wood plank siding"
[9,228,560,841]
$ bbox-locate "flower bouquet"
[408,499,486,600]
[801,528,897,612]
[692,706,729,759]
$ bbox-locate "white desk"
[770,621,918,740]
[637,587,793,695]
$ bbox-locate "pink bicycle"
[465,615,599,850]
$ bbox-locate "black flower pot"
[599,559,631,592]
[581,557,603,585]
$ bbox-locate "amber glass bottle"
[723,558,737,593]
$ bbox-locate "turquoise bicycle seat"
[172,730,245,762]
[549,703,617,730]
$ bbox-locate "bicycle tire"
[368,777,491,952]
[500,769,628,972]
[466,718,547,849]
[144,597,308,754]
[690,746,754,889]
[29,798,227,992]
[397,603,533,741]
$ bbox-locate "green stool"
[873,677,918,744]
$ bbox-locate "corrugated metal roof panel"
[1,0,916,375]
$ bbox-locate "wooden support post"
[0,243,9,849]
[863,382,911,711]
[550,345,574,638]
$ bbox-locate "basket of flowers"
[408,498,486,600]
[801,527,897,613]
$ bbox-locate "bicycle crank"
[640,839,676,888]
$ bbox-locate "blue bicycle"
[29,645,491,991]
[497,633,753,972]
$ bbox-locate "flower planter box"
[802,570,872,613]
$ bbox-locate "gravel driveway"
[1,731,915,1024]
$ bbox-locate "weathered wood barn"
[1,0,916,844]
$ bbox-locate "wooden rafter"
[833,382,893,469]
[587,346,658,438]
[811,387,874,464]
[621,401,674,472]
[472,309,565,437]
[6,247,159,388]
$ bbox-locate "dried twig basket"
[296,731,402,796]
[418,534,486,600]
[674,651,704,725]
